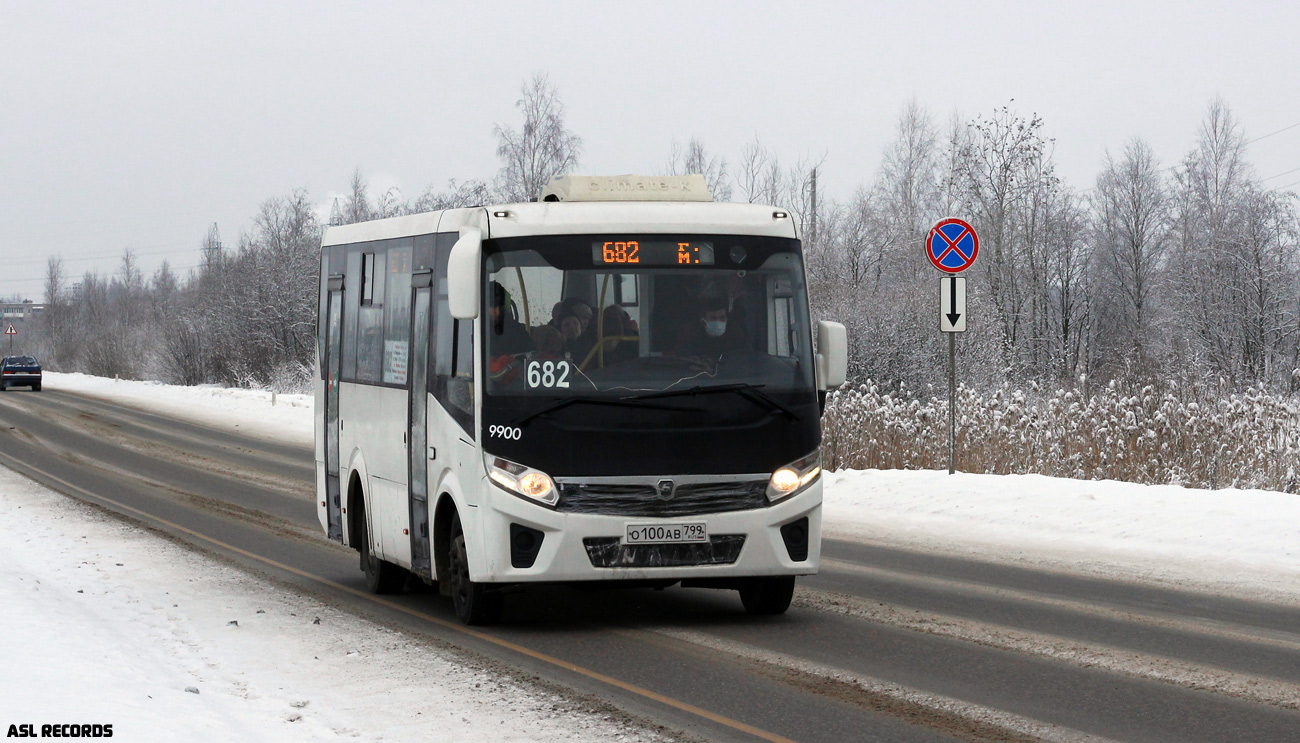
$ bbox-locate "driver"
[487,281,533,356]
[675,293,749,358]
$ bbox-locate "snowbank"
[823,468,1300,601]
[0,466,663,743]
[44,372,313,447]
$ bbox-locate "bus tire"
[358,502,406,594]
[447,512,502,625]
[739,576,796,615]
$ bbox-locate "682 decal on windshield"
[527,360,570,389]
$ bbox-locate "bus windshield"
[483,234,816,400]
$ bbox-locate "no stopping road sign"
[926,218,979,273]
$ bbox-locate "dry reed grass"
[821,380,1300,493]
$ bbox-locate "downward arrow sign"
[947,277,962,326]
[941,277,967,333]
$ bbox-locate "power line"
[0,263,207,287]
[1246,121,1300,146]
[0,245,200,267]
[1260,165,1300,182]
[1268,178,1300,192]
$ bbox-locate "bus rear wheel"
[739,576,796,615]
[447,513,502,625]
[358,503,406,594]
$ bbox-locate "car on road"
[0,355,42,391]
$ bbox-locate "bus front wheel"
[447,512,503,625]
[739,576,796,615]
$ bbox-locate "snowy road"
[1,385,1298,742]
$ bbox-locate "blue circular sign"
[926,218,979,273]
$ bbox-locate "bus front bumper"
[473,478,822,583]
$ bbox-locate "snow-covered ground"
[821,468,1300,603]
[0,465,666,743]
[46,372,314,447]
[3,371,1298,740]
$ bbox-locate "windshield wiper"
[625,383,801,421]
[513,397,703,427]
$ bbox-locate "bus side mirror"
[816,320,847,390]
[448,228,482,319]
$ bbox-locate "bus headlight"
[767,451,821,503]
[484,453,558,506]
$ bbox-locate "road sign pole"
[929,220,976,477]
[948,331,955,475]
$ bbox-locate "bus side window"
[317,252,329,375]
[342,249,363,380]
[356,250,386,383]
[433,232,474,435]
[382,241,413,386]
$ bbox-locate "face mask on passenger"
[705,320,727,337]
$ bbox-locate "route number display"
[593,240,715,266]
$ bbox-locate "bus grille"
[555,479,768,517]
[582,535,746,568]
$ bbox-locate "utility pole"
[329,197,345,227]
[808,167,818,249]
[202,222,223,269]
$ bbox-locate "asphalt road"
[1,387,1297,742]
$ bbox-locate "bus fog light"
[485,453,559,507]
[766,451,821,502]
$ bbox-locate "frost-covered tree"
[42,256,69,368]
[663,137,732,201]
[1168,99,1257,385]
[736,137,783,205]
[1090,138,1170,374]
[951,105,1061,377]
[877,101,943,264]
[494,73,582,203]
[411,178,493,212]
[341,168,375,225]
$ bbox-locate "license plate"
[625,522,708,544]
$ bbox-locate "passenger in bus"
[487,281,533,355]
[546,298,594,337]
[722,273,760,345]
[676,293,749,358]
[619,306,639,335]
[558,315,583,353]
[531,324,566,360]
[567,299,594,334]
[578,305,634,370]
[601,304,639,366]
[548,301,569,330]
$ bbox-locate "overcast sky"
[3,0,1298,300]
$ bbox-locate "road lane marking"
[0,450,799,743]
[797,587,1300,712]
[3,390,312,490]
[651,628,1123,743]
[820,557,1300,652]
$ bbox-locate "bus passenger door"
[408,272,433,578]
[324,281,344,542]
